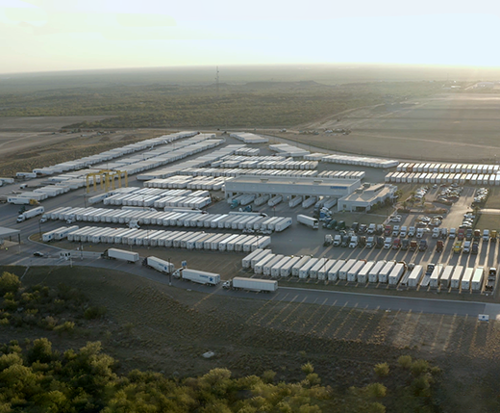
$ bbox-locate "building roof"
[0,227,20,239]
[339,184,395,204]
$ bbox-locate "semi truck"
[297,214,319,229]
[178,268,220,286]
[16,206,44,223]
[223,277,278,292]
[142,256,175,274]
[101,248,140,263]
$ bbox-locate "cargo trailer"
[328,260,346,281]
[461,267,474,291]
[180,269,220,286]
[297,214,319,229]
[271,256,292,278]
[242,249,266,269]
[291,256,311,277]
[263,255,284,276]
[224,277,278,292]
[338,259,357,281]
[347,260,365,282]
[388,263,405,285]
[450,266,464,289]
[102,248,139,263]
[251,249,273,269]
[472,267,484,291]
[439,265,454,288]
[254,254,276,275]
[378,261,395,283]
[309,258,329,279]
[357,261,375,283]
[368,261,386,283]
[407,265,423,287]
[299,258,319,279]
[429,265,443,288]
[317,259,336,280]
[142,256,175,274]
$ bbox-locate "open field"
[269,93,500,162]
[1,264,500,412]
[0,118,171,176]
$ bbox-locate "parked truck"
[142,256,175,274]
[16,206,44,223]
[178,268,220,286]
[101,248,140,263]
[486,267,497,291]
[223,277,278,292]
[297,214,319,229]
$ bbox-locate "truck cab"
[471,242,479,254]
[400,226,407,238]
[453,240,462,253]
[392,238,401,249]
[432,228,440,238]
[463,241,471,253]
[449,228,456,239]
[392,225,400,237]
[384,225,392,237]
[418,239,428,251]
[383,237,392,249]
[376,236,384,248]
[367,223,376,234]
[401,239,410,250]
[416,228,424,238]
[366,236,375,248]
[333,235,342,247]
[408,226,416,237]
[436,240,444,253]
[483,229,490,242]
[491,230,498,242]
[358,236,367,247]
[349,236,358,248]
[486,267,497,291]
[410,240,418,252]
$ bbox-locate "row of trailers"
[241,251,487,292]
[386,171,500,186]
[44,207,292,233]
[48,225,270,252]
[397,162,500,174]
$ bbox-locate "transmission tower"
[215,66,220,98]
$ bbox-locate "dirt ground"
[268,93,500,162]
[2,264,500,412]
[0,116,174,176]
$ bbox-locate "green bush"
[84,306,107,320]
[398,355,412,369]
[374,363,390,378]
[410,359,429,376]
[0,272,21,294]
[54,321,75,335]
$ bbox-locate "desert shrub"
[374,363,390,377]
[261,370,276,383]
[0,272,21,294]
[84,306,107,320]
[54,321,75,335]
[410,359,429,376]
[398,355,413,369]
[301,362,315,375]
[366,383,387,398]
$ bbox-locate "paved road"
[2,243,499,320]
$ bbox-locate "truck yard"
[1,130,500,311]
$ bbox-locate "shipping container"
[450,266,464,289]
[378,261,395,283]
[461,267,474,292]
[472,267,484,291]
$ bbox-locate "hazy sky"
[1,0,500,74]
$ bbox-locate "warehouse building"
[225,176,361,199]
[337,183,396,212]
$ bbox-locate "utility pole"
[215,66,220,99]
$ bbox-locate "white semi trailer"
[223,277,278,292]
[179,268,220,286]
[17,206,45,223]
[297,214,319,229]
[142,256,175,274]
[101,248,140,263]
